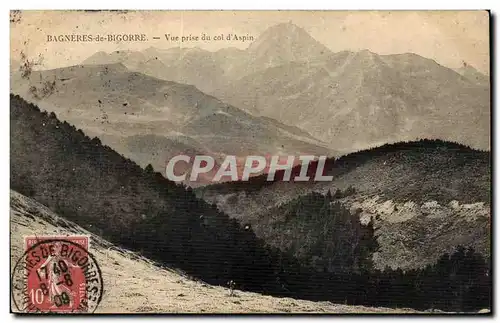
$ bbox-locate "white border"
[2,1,498,322]
[1,1,498,10]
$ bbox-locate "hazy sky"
[10,10,490,74]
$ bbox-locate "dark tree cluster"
[10,94,277,291]
[257,191,374,273]
[287,246,491,312]
[253,191,490,311]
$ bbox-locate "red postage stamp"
[11,235,103,313]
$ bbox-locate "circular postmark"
[11,238,103,313]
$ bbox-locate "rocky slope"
[215,51,490,152]
[200,140,491,271]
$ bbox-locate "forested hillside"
[10,94,280,291]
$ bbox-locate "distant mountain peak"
[357,49,375,55]
[354,49,378,60]
[347,49,387,69]
[246,22,333,68]
[250,22,316,45]
[265,21,304,32]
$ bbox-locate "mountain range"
[214,49,490,152]
[82,22,333,93]
[76,22,489,153]
[10,62,332,184]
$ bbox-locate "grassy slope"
[10,190,422,314]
